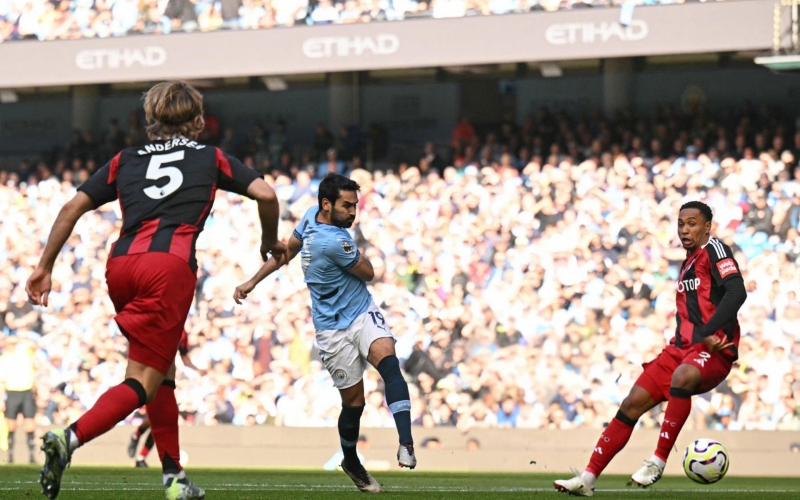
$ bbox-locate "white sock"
[581,471,597,487]
[67,429,80,453]
[650,455,666,469]
[163,470,186,487]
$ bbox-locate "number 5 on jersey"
[144,151,184,199]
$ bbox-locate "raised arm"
[234,235,303,304]
[26,192,95,307]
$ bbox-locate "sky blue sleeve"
[324,235,360,271]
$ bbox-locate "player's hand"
[234,280,256,305]
[261,240,289,265]
[26,268,52,307]
[703,333,733,353]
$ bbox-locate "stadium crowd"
[0,0,731,42]
[1,101,800,440]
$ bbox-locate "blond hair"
[142,81,205,140]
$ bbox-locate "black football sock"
[338,405,364,468]
[377,355,413,446]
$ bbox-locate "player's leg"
[339,380,366,469]
[633,348,732,487]
[40,359,163,499]
[322,337,380,494]
[554,385,659,496]
[338,380,381,493]
[22,390,37,464]
[136,431,154,467]
[366,337,415,469]
[6,412,17,464]
[129,414,150,458]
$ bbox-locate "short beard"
[331,213,353,228]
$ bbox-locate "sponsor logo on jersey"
[545,20,648,45]
[716,258,738,278]
[302,35,400,58]
[676,278,701,293]
[75,47,167,70]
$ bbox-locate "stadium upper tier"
[0,0,739,42]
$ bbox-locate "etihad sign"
[545,20,648,45]
[75,47,167,70]
[302,35,400,58]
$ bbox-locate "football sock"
[377,355,413,446]
[586,410,637,478]
[139,432,155,460]
[7,431,14,462]
[27,432,35,460]
[338,405,364,467]
[70,379,146,447]
[654,387,693,463]
[147,380,182,474]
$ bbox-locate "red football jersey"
[79,138,260,272]
[673,237,742,349]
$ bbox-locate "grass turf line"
[0,466,797,499]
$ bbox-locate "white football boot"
[629,458,665,488]
[397,444,417,469]
[554,467,595,497]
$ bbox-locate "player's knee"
[671,365,702,391]
[342,392,365,407]
[619,394,648,420]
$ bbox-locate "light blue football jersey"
[293,207,372,331]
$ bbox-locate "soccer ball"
[683,439,729,484]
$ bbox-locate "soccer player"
[128,330,206,467]
[0,335,37,464]
[554,201,747,496]
[234,173,416,493]
[26,81,286,500]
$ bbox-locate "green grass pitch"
[0,466,798,499]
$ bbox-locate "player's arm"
[179,352,206,375]
[26,192,96,307]
[347,253,375,282]
[216,149,286,262]
[696,246,747,351]
[234,235,302,304]
[694,276,746,340]
[246,178,287,262]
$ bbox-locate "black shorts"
[4,390,36,419]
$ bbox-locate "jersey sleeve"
[324,235,361,271]
[215,148,261,197]
[293,210,315,242]
[77,155,120,208]
[705,239,742,286]
[178,330,189,357]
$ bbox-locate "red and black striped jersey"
[673,237,742,349]
[78,138,260,272]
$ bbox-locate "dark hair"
[318,172,360,208]
[679,200,713,222]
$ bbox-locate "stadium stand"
[0,0,736,42]
[1,102,799,434]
